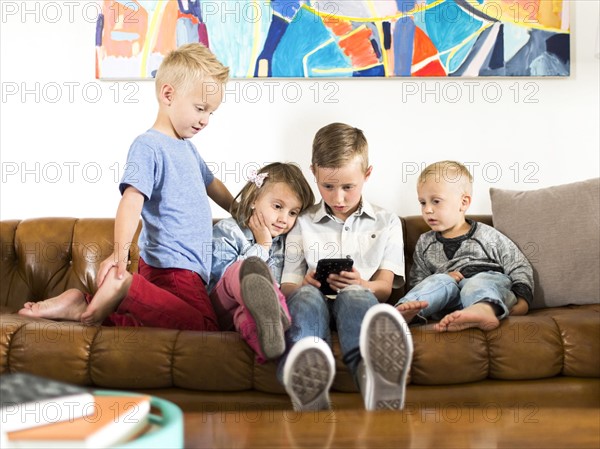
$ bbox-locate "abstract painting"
[95,0,570,78]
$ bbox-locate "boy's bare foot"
[17,289,87,322]
[395,301,428,323]
[434,302,500,332]
[510,298,529,316]
[80,268,132,326]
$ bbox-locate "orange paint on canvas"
[154,1,179,54]
[412,26,438,65]
[339,27,378,67]
[323,17,353,36]
[413,59,446,77]
[178,11,200,24]
[537,0,562,29]
[101,0,147,57]
[386,48,395,75]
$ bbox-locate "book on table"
[3,394,152,448]
[1,372,95,433]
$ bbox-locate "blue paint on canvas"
[176,18,198,47]
[305,41,353,77]
[393,17,416,76]
[395,0,417,14]
[272,7,350,77]
[271,0,302,19]
[95,13,103,46]
[111,31,140,41]
[354,65,385,77]
[177,0,202,19]
[205,1,272,77]
[254,14,288,76]
[503,22,531,62]
[425,1,483,53]
[371,38,382,59]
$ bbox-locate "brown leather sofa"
[1,216,599,411]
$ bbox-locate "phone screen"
[315,258,354,296]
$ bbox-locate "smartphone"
[315,258,354,296]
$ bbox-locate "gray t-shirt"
[119,129,215,283]
[410,220,534,305]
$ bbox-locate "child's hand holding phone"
[314,258,354,296]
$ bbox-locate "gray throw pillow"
[490,178,600,309]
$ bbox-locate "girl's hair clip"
[248,170,268,188]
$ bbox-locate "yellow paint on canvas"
[465,0,568,33]
[140,1,167,78]
[154,1,178,55]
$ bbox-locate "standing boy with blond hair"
[20,43,233,330]
[396,160,532,331]
[279,123,416,412]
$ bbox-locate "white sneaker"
[283,337,335,411]
[359,303,413,411]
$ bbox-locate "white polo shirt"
[281,199,405,288]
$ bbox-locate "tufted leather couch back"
[1,218,141,309]
[1,215,493,310]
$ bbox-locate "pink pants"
[89,258,219,331]
[209,261,290,363]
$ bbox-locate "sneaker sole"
[241,274,285,360]
[239,256,273,283]
[240,257,290,329]
[361,305,413,410]
[284,339,334,411]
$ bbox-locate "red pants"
[92,259,219,330]
[209,260,290,363]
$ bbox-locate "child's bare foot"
[434,302,500,332]
[395,300,428,323]
[17,289,87,321]
[510,298,529,316]
[80,268,132,326]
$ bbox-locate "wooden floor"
[183,399,600,448]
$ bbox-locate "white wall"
[1,1,598,220]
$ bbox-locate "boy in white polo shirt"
[279,122,421,411]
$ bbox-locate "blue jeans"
[398,272,517,322]
[277,285,378,382]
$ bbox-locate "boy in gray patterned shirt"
[395,161,531,332]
